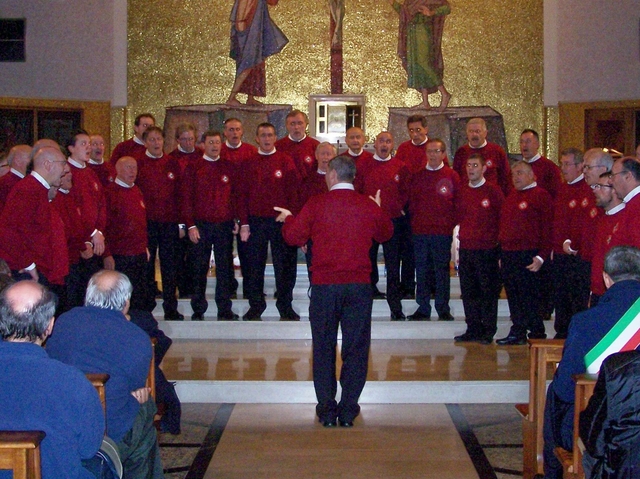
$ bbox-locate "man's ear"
[43,316,55,340]
[603,271,614,290]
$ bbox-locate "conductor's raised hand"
[369,189,382,207]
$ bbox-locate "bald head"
[6,145,32,175]
[583,148,614,185]
[346,127,366,154]
[33,146,68,188]
[115,156,137,186]
[31,139,61,160]
[0,281,56,343]
[85,270,132,313]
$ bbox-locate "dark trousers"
[459,247,501,339]
[146,221,179,315]
[244,216,297,315]
[552,254,591,338]
[399,213,415,293]
[67,255,102,309]
[543,385,574,479]
[375,216,406,315]
[309,283,372,423]
[413,234,452,317]
[190,220,235,317]
[114,254,153,312]
[368,243,380,292]
[176,235,194,297]
[501,249,546,338]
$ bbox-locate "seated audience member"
[0,259,14,292]
[0,281,104,479]
[579,350,640,479]
[128,308,182,436]
[46,270,164,479]
[542,245,640,479]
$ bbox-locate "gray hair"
[84,270,133,311]
[0,282,56,341]
[604,246,640,283]
[328,155,356,183]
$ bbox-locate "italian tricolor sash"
[584,297,640,374]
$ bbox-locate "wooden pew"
[0,430,45,479]
[517,339,565,479]
[146,338,157,400]
[85,373,110,413]
[554,373,597,479]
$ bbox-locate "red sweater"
[53,189,89,266]
[0,170,23,212]
[453,142,511,196]
[608,192,640,251]
[499,186,554,259]
[346,150,374,168]
[67,162,107,242]
[355,156,409,219]
[275,136,320,180]
[590,208,625,296]
[110,137,146,164]
[298,171,328,211]
[0,175,68,284]
[87,161,115,188]
[406,166,461,235]
[282,188,393,284]
[529,156,562,199]
[395,140,427,174]
[458,181,504,250]
[551,178,599,255]
[221,142,258,166]
[180,156,238,226]
[238,150,300,224]
[105,182,148,256]
[135,153,181,223]
[168,147,203,174]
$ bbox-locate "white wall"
[545,0,640,104]
[0,0,127,105]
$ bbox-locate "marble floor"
[159,403,524,479]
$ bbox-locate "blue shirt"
[0,341,104,479]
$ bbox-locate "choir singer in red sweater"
[276,155,393,428]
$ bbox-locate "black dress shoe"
[390,311,406,321]
[372,290,387,299]
[478,336,493,345]
[528,332,548,340]
[191,313,204,321]
[438,312,455,321]
[217,313,239,321]
[320,418,337,428]
[242,308,263,321]
[407,311,430,321]
[338,419,354,428]
[279,309,301,321]
[164,312,184,321]
[496,335,527,346]
[454,332,478,343]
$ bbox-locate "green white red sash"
[584,297,640,374]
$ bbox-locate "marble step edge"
[174,379,529,404]
[159,319,555,340]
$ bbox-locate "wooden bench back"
[0,430,45,479]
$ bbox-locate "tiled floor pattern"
[159,403,524,479]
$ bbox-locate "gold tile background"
[120,0,544,154]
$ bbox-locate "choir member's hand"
[301,244,308,254]
[146,248,151,261]
[103,256,115,270]
[526,257,543,272]
[179,227,186,239]
[131,387,150,404]
[20,267,39,282]
[562,239,577,255]
[92,231,105,255]
[273,207,292,222]
[232,223,240,235]
[189,227,200,244]
[369,189,382,207]
[240,225,250,242]
[81,242,94,260]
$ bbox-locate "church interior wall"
[0,0,115,102]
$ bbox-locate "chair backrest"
[528,339,565,475]
[0,430,45,479]
[146,338,157,400]
[85,373,110,413]
[572,374,597,476]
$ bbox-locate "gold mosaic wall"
[122,0,543,154]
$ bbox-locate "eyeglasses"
[466,163,481,168]
[609,170,628,178]
[591,184,613,190]
[584,164,605,170]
